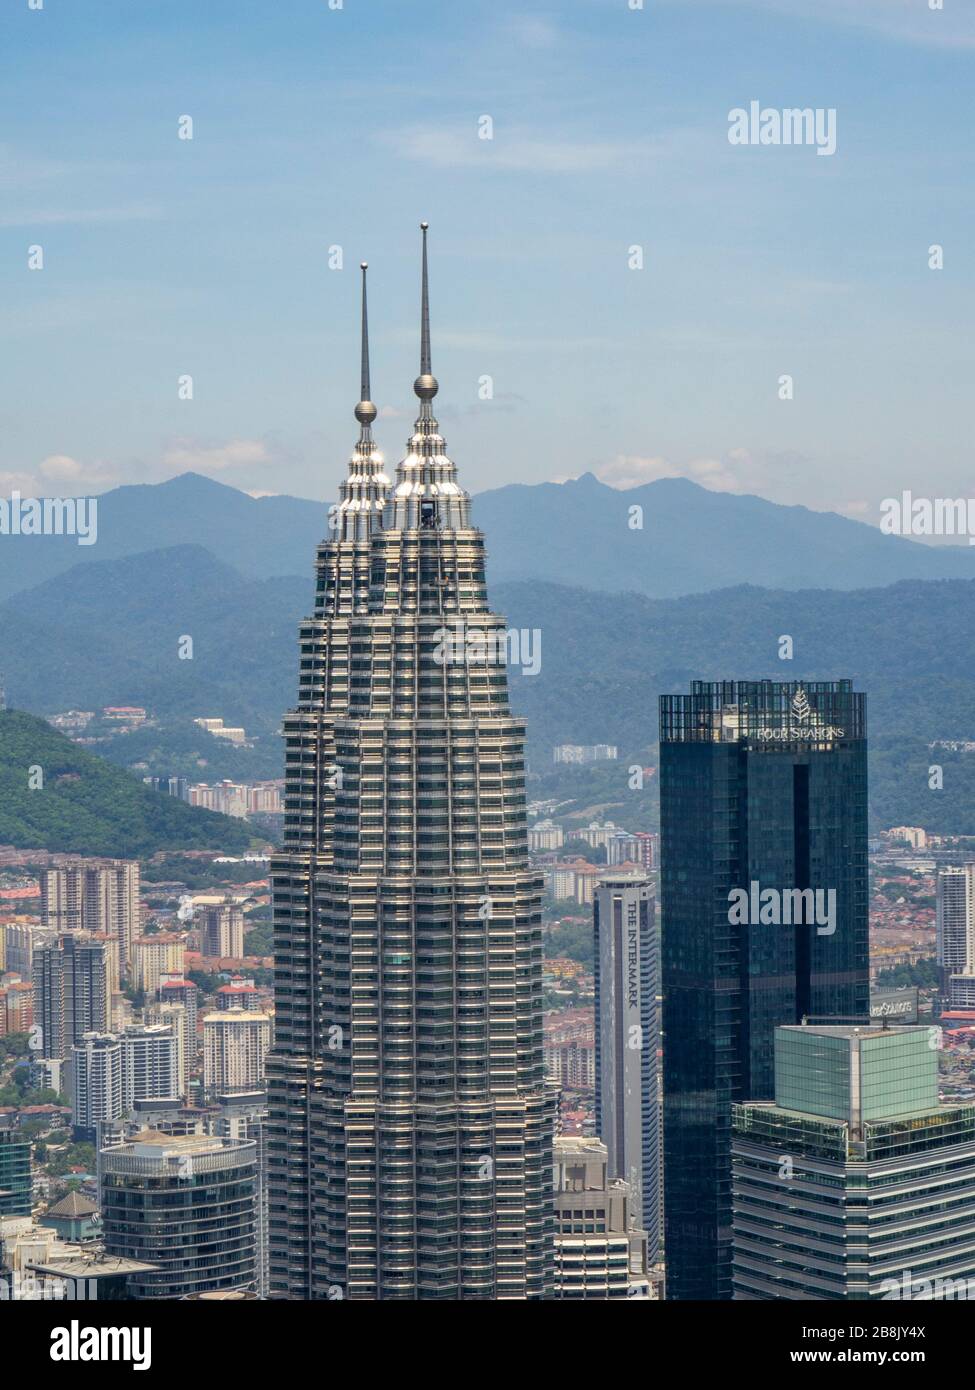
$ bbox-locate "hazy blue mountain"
[4,544,972,753]
[0,473,327,602]
[475,473,975,597]
[496,576,975,753]
[0,544,309,733]
[1,470,973,603]
[2,545,975,829]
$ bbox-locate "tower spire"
[414,222,439,406]
[354,261,377,439]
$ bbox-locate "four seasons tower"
[267,228,556,1299]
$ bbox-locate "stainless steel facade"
[267,235,556,1300]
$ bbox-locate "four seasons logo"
[755,686,846,742]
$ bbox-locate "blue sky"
[2,0,973,526]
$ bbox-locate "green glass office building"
[659,679,869,1300]
[0,1125,31,1217]
[732,1023,975,1299]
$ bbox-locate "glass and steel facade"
[659,679,869,1300]
[100,1134,258,1299]
[266,242,556,1300]
[732,1024,975,1299]
[0,1127,31,1217]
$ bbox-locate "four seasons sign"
[754,687,846,742]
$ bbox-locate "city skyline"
[3,0,974,1335]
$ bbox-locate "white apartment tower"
[70,1033,125,1138]
[40,860,141,980]
[937,865,975,1007]
[123,1024,178,1111]
[204,1012,271,1099]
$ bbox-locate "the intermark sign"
[626,901,639,1010]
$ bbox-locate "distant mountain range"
[1,470,973,603]
[0,473,327,603]
[0,544,307,732]
[475,473,975,598]
[2,544,975,831]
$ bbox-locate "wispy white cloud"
[594,447,813,501]
[0,470,42,496]
[0,454,121,497]
[387,327,613,354]
[504,15,561,50]
[1,434,292,501]
[2,438,284,500]
[162,438,275,473]
[681,0,975,49]
[0,146,83,191]
[380,123,683,175]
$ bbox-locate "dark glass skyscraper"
[658,679,869,1301]
[266,230,555,1300]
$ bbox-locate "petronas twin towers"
[267,226,557,1300]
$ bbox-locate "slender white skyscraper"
[71,1033,125,1140]
[593,872,659,1264]
[937,865,975,1007]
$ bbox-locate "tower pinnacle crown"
[354,261,378,433]
[414,222,439,403]
[336,258,390,545]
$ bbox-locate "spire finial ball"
[414,373,438,401]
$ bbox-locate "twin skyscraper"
[266,227,556,1299]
